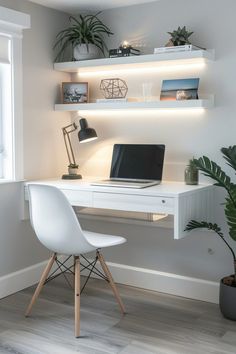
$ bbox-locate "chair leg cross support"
[44,256,75,290]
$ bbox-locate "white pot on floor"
[73,44,100,61]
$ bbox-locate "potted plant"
[165,26,205,50]
[54,12,113,62]
[166,26,194,47]
[184,157,199,185]
[185,146,236,320]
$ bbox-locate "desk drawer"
[61,189,92,207]
[93,192,174,214]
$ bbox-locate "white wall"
[74,0,236,284]
[0,0,70,278]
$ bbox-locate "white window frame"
[0,6,30,181]
[0,55,12,179]
[0,68,3,178]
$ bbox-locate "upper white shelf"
[54,50,214,74]
[55,98,214,111]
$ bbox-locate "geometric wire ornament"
[100,78,128,99]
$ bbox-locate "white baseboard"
[111,262,219,304]
[83,260,219,304]
[0,258,219,304]
[0,257,63,300]
[0,260,49,299]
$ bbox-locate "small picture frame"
[160,78,199,101]
[62,82,88,104]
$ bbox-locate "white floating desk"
[24,179,214,240]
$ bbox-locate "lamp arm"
[62,123,78,166]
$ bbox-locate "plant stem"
[218,231,236,282]
[234,260,236,284]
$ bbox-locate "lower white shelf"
[54,98,214,111]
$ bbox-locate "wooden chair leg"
[74,256,80,338]
[97,251,126,314]
[25,253,56,317]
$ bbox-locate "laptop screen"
[110,144,165,181]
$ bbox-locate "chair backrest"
[28,184,95,255]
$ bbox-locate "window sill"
[0,179,25,185]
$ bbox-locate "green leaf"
[193,156,236,207]
[221,146,236,172]
[225,199,236,241]
[185,219,236,264]
[185,146,236,269]
[185,220,224,237]
[53,12,113,61]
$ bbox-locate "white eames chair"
[25,184,126,337]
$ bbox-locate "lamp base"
[62,174,82,180]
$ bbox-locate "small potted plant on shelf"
[185,146,236,320]
[166,26,194,47]
[54,12,113,62]
[165,26,205,50]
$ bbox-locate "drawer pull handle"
[162,200,166,203]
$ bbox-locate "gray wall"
[76,0,236,282]
[0,0,70,276]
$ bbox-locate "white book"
[96,98,128,103]
[154,45,200,54]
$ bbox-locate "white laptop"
[91,144,165,189]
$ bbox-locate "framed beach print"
[62,82,89,104]
[160,78,199,101]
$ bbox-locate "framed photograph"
[62,82,88,104]
[160,78,199,101]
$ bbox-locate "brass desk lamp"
[62,118,97,179]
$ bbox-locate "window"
[0,35,13,179]
[0,6,30,181]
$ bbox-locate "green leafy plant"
[185,146,236,285]
[167,26,194,46]
[188,157,197,168]
[54,12,113,62]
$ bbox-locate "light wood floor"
[0,274,235,354]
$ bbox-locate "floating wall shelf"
[55,98,214,112]
[54,50,214,75]
[54,50,215,111]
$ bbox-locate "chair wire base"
[44,253,109,294]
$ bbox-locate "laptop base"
[91,180,160,189]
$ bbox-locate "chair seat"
[84,231,126,249]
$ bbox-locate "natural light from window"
[0,6,30,182]
[0,36,13,180]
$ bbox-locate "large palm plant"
[185,146,236,285]
[54,12,113,62]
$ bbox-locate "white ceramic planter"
[73,44,100,61]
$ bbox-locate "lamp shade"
[78,118,97,143]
